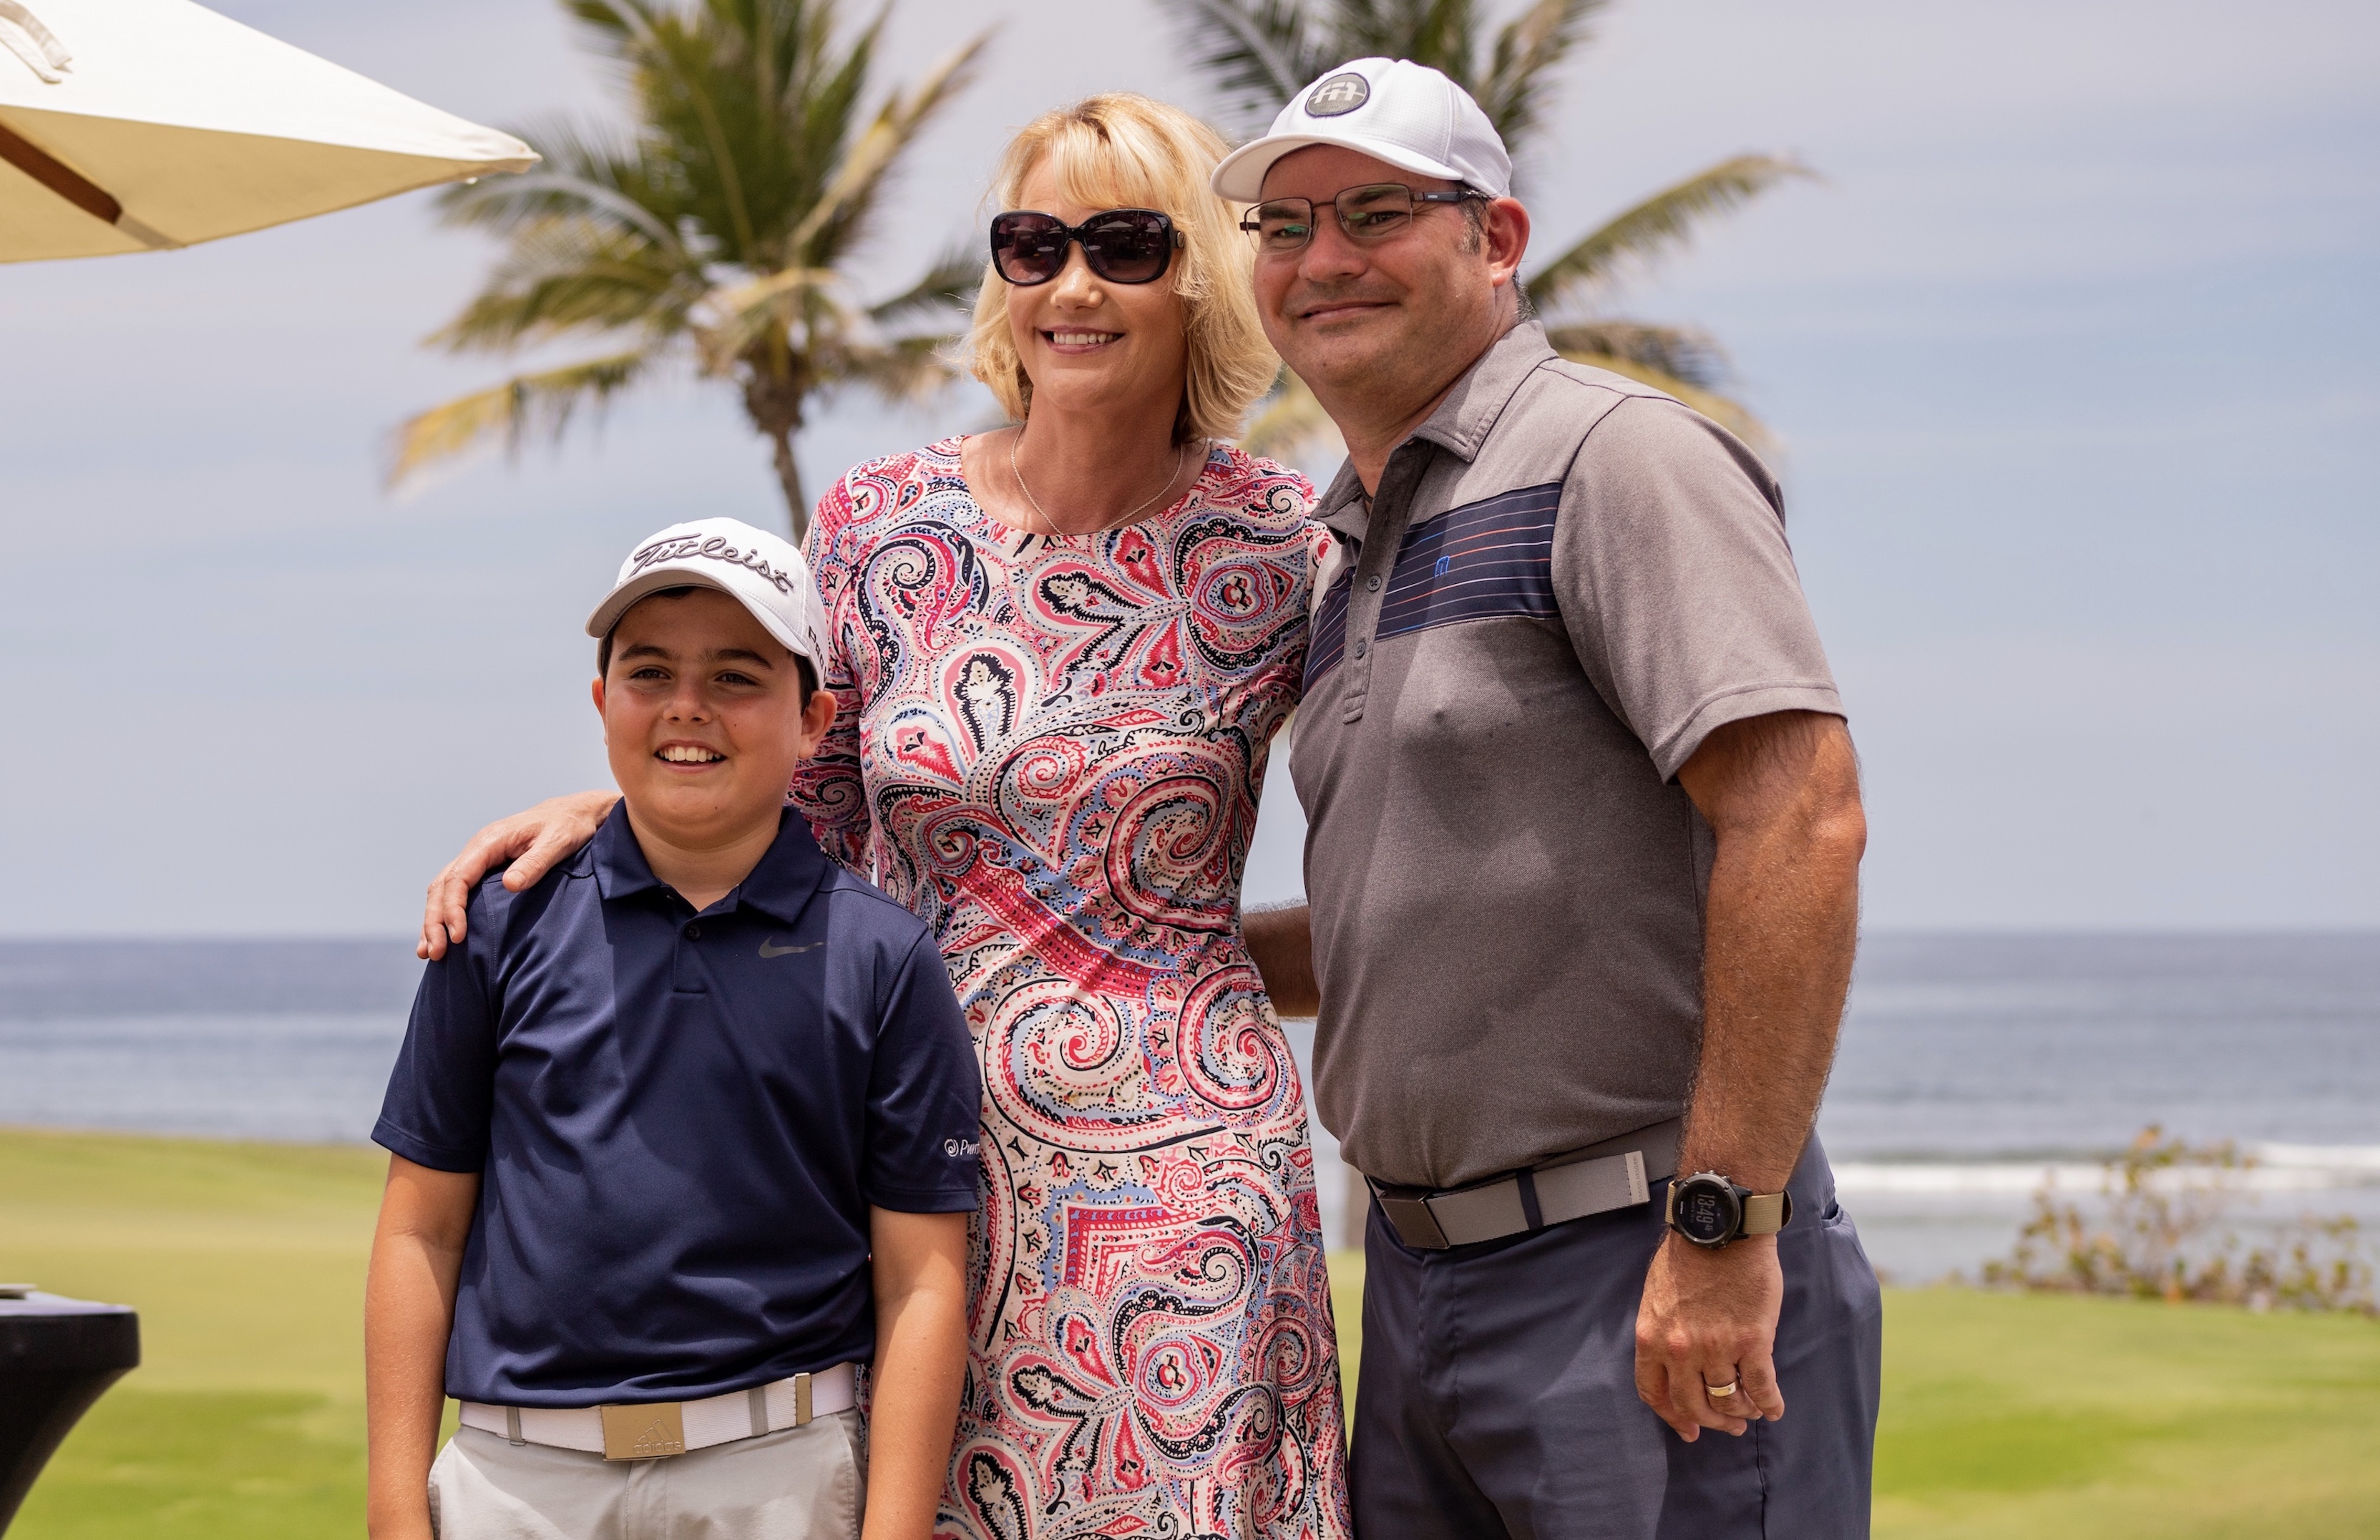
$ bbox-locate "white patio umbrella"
[0,0,535,262]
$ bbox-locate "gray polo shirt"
[1292,321,1844,1191]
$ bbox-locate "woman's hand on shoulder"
[418,791,619,960]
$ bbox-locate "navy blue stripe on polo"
[1304,481,1562,690]
[1307,565,1355,686]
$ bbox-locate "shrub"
[1981,1126,2375,1315]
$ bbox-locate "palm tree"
[1163,0,1808,455]
[389,0,990,542]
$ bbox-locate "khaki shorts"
[428,1410,866,1540]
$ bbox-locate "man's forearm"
[1242,902,1318,1018]
[1636,712,1863,1441]
[1674,715,1865,1191]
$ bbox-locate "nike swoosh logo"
[759,940,821,959]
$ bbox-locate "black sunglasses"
[989,208,1182,286]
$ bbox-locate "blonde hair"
[965,94,1277,445]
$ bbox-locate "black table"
[0,1289,140,1534]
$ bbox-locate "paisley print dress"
[789,438,1352,1540]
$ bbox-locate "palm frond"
[692,265,847,371]
[868,247,981,327]
[442,169,688,258]
[1526,153,1811,311]
[434,114,653,225]
[1552,349,1768,448]
[386,349,655,487]
[431,216,698,351]
[786,29,991,264]
[1479,0,1606,150]
[820,332,965,404]
[562,0,656,52]
[1541,321,1728,391]
[1342,0,1478,83]
[1159,0,1335,130]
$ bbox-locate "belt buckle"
[599,1401,686,1461]
[1369,1180,1451,1250]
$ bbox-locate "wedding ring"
[1703,1380,1740,1400]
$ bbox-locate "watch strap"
[1742,1190,1792,1237]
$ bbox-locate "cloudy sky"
[1,0,2374,936]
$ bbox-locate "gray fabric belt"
[1368,1118,1684,1251]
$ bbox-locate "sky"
[1,0,2374,937]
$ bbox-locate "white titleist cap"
[1210,58,1513,204]
[585,517,828,671]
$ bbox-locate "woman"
[801,96,1345,1540]
[422,95,1347,1539]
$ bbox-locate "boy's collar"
[590,802,831,925]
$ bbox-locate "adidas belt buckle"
[598,1400,686,1461]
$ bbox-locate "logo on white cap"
[585,517,828,671]
[1305,72,1370,117]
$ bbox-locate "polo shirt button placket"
[674,915,707,993]
[1338,446,1425,726]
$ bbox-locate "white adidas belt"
[461,1363,857,1461]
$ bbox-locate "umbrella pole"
[0,120,175,248]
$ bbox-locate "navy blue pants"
[1351,1136,1881,1539]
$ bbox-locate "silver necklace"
[1009,428,1190,538]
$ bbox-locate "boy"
[364,517,980,1540]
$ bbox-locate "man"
[1216,58,1880,1538]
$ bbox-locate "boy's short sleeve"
[373,895,499,1173]
[862,932,982,1212]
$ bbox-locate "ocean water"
[2,933,2374,1280]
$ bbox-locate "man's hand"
[418,791,619,960]
[1634,1232,1785,1441]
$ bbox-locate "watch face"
[1673,1176,1741,1245]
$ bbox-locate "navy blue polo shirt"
[373,804,981,1408]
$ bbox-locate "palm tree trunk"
[772,429,809,547]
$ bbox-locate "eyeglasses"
[1240,183,1491,255]
[988,208,1183,286]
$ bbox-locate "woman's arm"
[861,1208,971,1540]
[418,792,618,960]
[364,1156,482,1540]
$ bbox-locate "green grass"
[1871,1288,2380,1539]
[0,1127,388,1539]
[6,1127,2377,1537]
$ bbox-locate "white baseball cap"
[585,517,828,672]
[1210,58,1513,204]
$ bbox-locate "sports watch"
[1664,1171,1793,1249]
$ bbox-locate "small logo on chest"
[759,939,821,958]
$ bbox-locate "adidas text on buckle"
[599,1401,686,1461]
